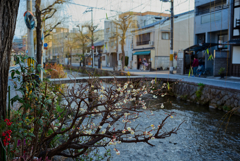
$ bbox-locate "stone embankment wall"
[172,81,240,114]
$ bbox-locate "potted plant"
[218,67,225,79]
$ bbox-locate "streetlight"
[160,0,174,74]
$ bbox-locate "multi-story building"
[131,10,194,70]
[103,11,170,68]
[228,0,240,77]
[46,27,69,64]
[193,0,230,75]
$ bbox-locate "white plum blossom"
[161,103,164,108]
[127,127,131,131]
[151,124,155,129]
[101,129,106,134]
[68,115,72,119]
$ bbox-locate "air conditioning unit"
[149,41,154,46]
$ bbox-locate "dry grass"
[45,63,67,78]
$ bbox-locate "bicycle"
[200,68,211,78]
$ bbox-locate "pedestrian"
[192,57,199,76]
[198,58,204,77]
[138,58,142,69]
[142,58,148,71]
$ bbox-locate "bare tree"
[74,24,98,67]
[0,0,20,158]
[113,14,136,71]
[10,60,183,159]
[65,32,78,66]
[35,0,67,73]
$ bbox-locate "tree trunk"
[82,49,86,67]
[35,0,42,74]
[121,41,125,71]
[0,0,20,158]
[70,48,72,67]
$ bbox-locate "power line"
[66,2,120,13]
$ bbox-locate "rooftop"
[137,10,194,30]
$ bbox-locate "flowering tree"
[3,55,183,160]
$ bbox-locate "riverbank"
[56,65,240,115]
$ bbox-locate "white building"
[103,11,170,69]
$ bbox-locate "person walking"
[192,57,199,76]
[142,58,148,71]
[198,58,204,77]
[138,58,142,70]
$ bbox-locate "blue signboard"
[44,43,48,48]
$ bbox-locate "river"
[107,96,240,161]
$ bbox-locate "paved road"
[71,63,240,90]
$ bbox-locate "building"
[228,0,240,77]
[180,0,230,76]
[46,27,70,64]
[131,10,194,70]
[103,11,170,68]
[11,36,27,66]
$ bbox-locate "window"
[144,20,146,26]
[102,56,105,61]
[162,32,170,40]
[111,41,114,47]
[233,0,240,38]
[218,35,228,49]
[201,12,221,24]
[136,33,150,46]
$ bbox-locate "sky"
[15,0,194,37]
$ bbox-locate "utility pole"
[169,0,174,74]
[91,8,94,68]
[41,21,45,81]
[160,0,174,74]
[116,26,118,71]
[26,0,34,58]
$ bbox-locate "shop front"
[133,51,151,70]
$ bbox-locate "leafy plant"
[218,67,225,75]
[4,55,183,160]
[196,83,205,100]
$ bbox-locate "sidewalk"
[71,63,240,90]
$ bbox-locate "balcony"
[196,0,226,7]
[137,41,149,46]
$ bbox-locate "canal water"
[108,96,240,161]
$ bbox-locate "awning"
[184,43,219,52]
[133,51,150,55]
[223,39,240,45]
